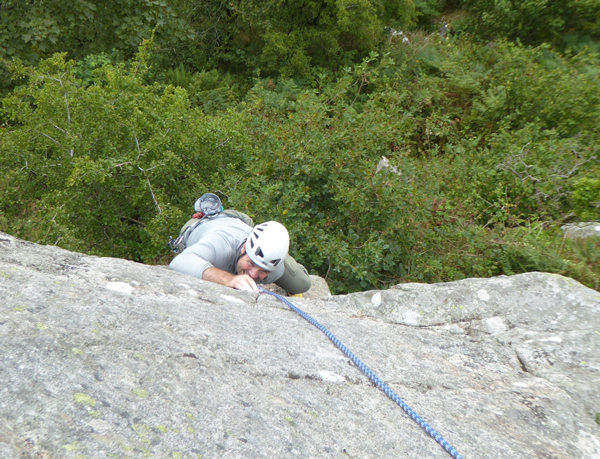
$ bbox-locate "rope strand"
[259,287,464,459]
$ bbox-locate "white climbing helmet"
[245,221,289,271]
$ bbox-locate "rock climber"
[169,197,311,294]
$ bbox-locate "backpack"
[168,194,254,253]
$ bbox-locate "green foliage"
[413,0,446,25]
[166,66,238,114]
[497,240,567,277]
[74,52,118,86]
[218,53,487,291]
[212,36,599,292]
[478,225,600,292]
[572,178,600,221]
[1,5,599,293]
[0,0,194,99]
[462,0,600,48]
[0,0,419,89]
[381,36,600,228]
[0,0,192,64]
[561,237,600,291]
[166,64,195,89]
[0,52,247,261]
[184,0,416,77]
[218,57,424,291]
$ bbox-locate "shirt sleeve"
[169,231,235,279]
[271,255,311,294]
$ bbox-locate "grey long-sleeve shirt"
[169,215,285,284]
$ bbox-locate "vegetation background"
[1,0,599,293]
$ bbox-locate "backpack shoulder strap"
[169,210,253,254]
[169,217,205,253]
[178,218,200,236]
[221,210,254,227]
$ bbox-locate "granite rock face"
[1,231,600,459]
[561,222,600,240]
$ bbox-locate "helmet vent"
[244,221,289,271]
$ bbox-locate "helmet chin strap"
[239,240,247,254]
[234,241,247,274]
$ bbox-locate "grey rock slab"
[561,222,600,240]
[1,232,600,458]
[312,272,600,423]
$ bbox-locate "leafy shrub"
[164,65,238,114]
[0,0,192,65]
[220,37,600,292]
[462,0,600,48]
[2,27,599,294]
[0,51,247,261]
[562,237,600,291]
[184,0,416,77]
[220,59,430,291]
[572,178,600,221]
[383,36,599,226]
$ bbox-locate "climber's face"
[237,248,269,281]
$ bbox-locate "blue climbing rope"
[259,287,464,459]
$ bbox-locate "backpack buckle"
[169,235,184,254]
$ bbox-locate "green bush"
[204,0,416,77]
[382,36,599,225]
[220,58,429,291]
[2,27,599,294]
[572,178,600,221]
[0,51,247,261]
[462,0,600,48]
[218,37,600,292]
[0,0,421,97]
[167,67,238,115]
[0,0,192,65]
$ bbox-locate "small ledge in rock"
[105,282,135,295]
[371,292,382,307]
[484,317,507,334]
[448,324,465,334]
[477,289,490,302]
[220,294,247,305]
[318,370,345,383]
